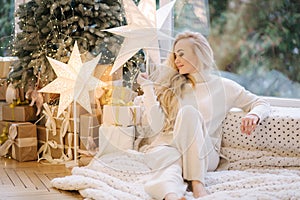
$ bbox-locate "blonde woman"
[137,31,270,200]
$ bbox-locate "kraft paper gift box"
[43,104,87,132]
[2,104,38,122]
[98,125,135,156]
[0,122,37,162]
[0,102,8,121]
[79,113,100,152]
[37,126,64,159]
[102,105,141,127]
[0,57,18,78]
[0,82,7,101]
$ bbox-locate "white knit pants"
[144,105,219,199]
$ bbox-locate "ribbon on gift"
[42,103,57,136]
[78,121,99,156]
[60,106,71,138]
[129,106,137,125]
[52,107,72,162]
[8,102,16,121]
[39,104,78,163]
[62,132,73,161]
[109,105,138,127]
[109,95,134,126]
[37,128,65,164]
[100,86,135,106]
[59,106,74,161]
[0,123,37,159]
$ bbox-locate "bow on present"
[38,104,75,163]
[60,105,72,138]
[59,106,75,161]
[0,123,36,158]
[42,103,57,136]
[37,128,65,164]
[64,132,74,160]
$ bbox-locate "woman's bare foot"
[165,193,186,200]
[192,180,208,198]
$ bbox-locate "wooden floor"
[0,157,82,200]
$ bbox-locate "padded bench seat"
[219,106,300,170]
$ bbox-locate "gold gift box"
[100,85,137,106]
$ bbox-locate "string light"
[7,0,145,93]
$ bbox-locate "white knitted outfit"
[140,73,270,199]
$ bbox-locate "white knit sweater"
[140,73,271,151]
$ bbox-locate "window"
[4,0,300,104]
[161,0,300,100]
[0,0,15,56]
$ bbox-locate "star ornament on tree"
[104,0,176,75]
[39,42,106,116]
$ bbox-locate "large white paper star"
[39,42,106,116]
[104,0,176,75]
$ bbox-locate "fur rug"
[51,151,300,200]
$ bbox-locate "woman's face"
[173,38,199,74]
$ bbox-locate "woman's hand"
[240,114,259,135]
[137,72,152,87]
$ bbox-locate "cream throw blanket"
[51,151,300,200]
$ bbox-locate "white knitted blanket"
[51,151,300,200]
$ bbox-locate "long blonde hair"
[151,31,215,133]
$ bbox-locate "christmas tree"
[10,0,144,92]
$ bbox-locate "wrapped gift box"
[79,113,100,151]
[55,117,79,133]
[100,86,137,106]
[0,57,18,78]
[98,125,135,156]
[37,126,64,159]
[2,105,37,122]
[0,122,37,162]
[103,105,141,127]
[0,81,7,101]
[42,103,87,133]
[0,102,8,121]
